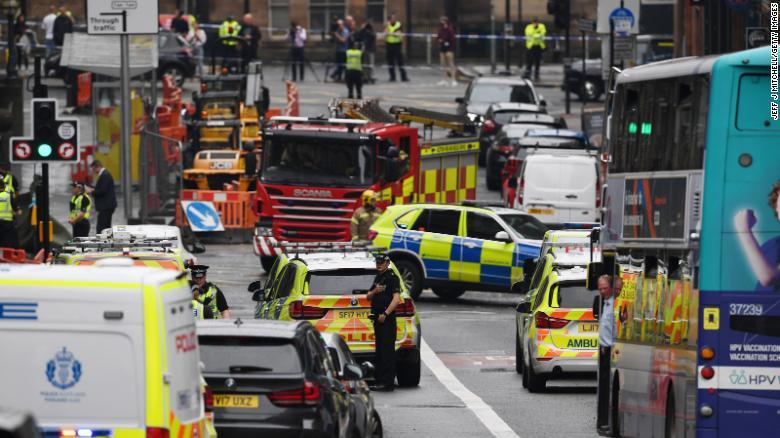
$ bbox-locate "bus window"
[736,74,780,131]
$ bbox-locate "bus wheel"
[664,387,676,438]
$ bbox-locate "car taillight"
[203,385,214,412]
[395,299,415,317]
[367,229,378,241]
[482,120,496,134]
[496,144,513,155]
[535,312,569,329]
[146,428,169,438]
[269,381,322,406]
[289,301,328,319]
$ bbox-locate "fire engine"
[252,100,480,271]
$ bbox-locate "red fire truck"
[252,108,479,271]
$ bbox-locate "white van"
[0,264,209,438]
[514,153,600,225]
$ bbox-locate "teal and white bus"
[598,46,779,437]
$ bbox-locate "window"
[310,0,346,34]
[532,277,550,310]
[527,259,546,292]
[465,212,505,241]
[307,269,376,295]
[395,208,421,230]
[366,0,385,24]
[269,0,290,33]
[411,209,461,234]
[549,282,596,308]
[199,337,302,374]
[469,84,536,104]
[275,264,298,299]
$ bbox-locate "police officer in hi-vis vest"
[0,177,21,248]
[384,13,408,82]
[345,41,363,99]
[351,190,382,241]
[191,265,231,319]
[68,182,92,238]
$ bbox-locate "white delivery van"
[515,153,600,225]
[0,264,210,438]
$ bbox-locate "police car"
[250,242,422,387]
[370,202,548,299]
[102,225,198,266]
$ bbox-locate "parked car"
[563,59,605,102]
[478,102,548,166]
[484,113,566,190]
[455,77,545,123]
[45,30,196,87]
[322,332,383,438]
[197,319,353,438]
[513,153,601,226]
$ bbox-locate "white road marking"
[420,338,520,438]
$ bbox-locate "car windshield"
[470,84,535,104]
[499,214,548,240]
[199,336,302,373]
[493,111,546,125]
[307,269,376,295]
[551,282,596,309]
[262,137,376,187]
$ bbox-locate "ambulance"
[0,263,211,438]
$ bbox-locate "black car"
[478,102,547,167]
[484,114,565,190]
[197,319,353,438]
[563,59,605,102]
[322,332,383,438]
[45,31,196,87]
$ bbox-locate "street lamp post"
[2,0,19,79]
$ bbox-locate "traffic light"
[547,0,570,29]
[9,98,79,163]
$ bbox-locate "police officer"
[219,15,241,71]
[68,182,92,238]
[367,253,401,391]
[523,17,547,80]
[0,166,18,195]
[384,13,408,82]
[350,190,382,241]
[191,265,231,319]
[345,41,363,99]
[191,281,206,320]
[0,178,21,248]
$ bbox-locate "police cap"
[374,253,390,264]
[191,265,210,278]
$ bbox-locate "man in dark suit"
[87,160,117,234]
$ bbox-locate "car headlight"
[467,113,481,123]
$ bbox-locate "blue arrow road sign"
[182,201,224,232]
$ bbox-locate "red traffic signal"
[8,98,80,163]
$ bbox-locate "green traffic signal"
[38,143,53,157]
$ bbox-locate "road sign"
[609,8,635,37]
[182,201,225,232]
[746,27,769,49]
[597,0,639,34]
[9,99,80,163]
[614,36,635,61]
[578,19,596,33]
[86,0,158,35]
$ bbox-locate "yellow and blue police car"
[251,243,422,387]
[370,203,548,299]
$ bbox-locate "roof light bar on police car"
[459,200,505,208]
[270,116,369,126]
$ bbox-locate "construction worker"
[0,178,21,248]
[384,14,408,82]
[345,41,363,99]
[219,15,241,71]
[68,182,92,238]
[191,265,231,319]
[350,190,382,241]
[523,17,547,80]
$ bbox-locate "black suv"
[198,319,353,438]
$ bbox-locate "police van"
[0,264,211,438]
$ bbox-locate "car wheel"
[432,287,466,301]
[579,79,602,102]
[161,64,186,87]
[394,259,423,300]
[260,256,276,273]
[521,359,529,388]
[370,411,383,438]
[396,348,421,387]
[526,352,546,393]
[515,330,524,374]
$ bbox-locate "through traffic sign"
[86,0,158,35]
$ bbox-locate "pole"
[609,18,614,71]
[564,1,571,114]
[6,10,17,79]
[490,6,496,74]
[517,0,523,68]
[120,34,133,221]
[504,0,510,72]
[33,56,49,258]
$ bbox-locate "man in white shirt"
[594,274,621,435]
[41,5,57,56]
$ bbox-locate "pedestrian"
[68,182,92,238]
[523,17,547,81]
[330,19,349,82]
[190,265,231,319]
[437,16,457,86]
[41,5,57,56]
[240,13,261,66]
[384,13,408,82]
[14,15,32,70]
[344,41,363,99]
[355,21,376,84]
[350,190,382,241]
[0,178,21,249]
[187,21,207,76]
[52,6,73,48]
[288,21,307,82]
[170,9,189,37]
[593,274,622,434]
[366,253,401,391]
[0,166,18,195]
[86,160,116,234]
[218,15,241,72]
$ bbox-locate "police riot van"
[0,264,210,438]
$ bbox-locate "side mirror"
[343,363,363,380]
[251,290,265,302]
[523,258,537,276]
[247,280,265,292]
[455,97,465,104]
[494,230,512,242]
[586,262,604,291]
[515,300,531,313]
[539,97,547,107]
[360,361,375,378]
[511,282,525,293]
